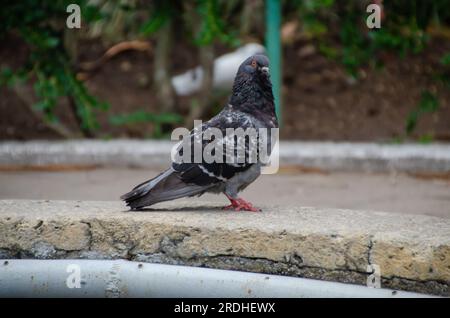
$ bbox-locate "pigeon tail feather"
[120,168,210,210]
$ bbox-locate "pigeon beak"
[260,66,270,74]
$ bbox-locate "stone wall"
[0,200,448,296]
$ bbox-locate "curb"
[0,199,449,296]
[0,140,449,172]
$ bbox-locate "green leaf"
[440,53,450,66]
[82,5,104,23]
[44,36,59,48]
[418,91,439,113]
[418,134,433,144]
[109,110,183,126]
[406,91,439,135]
[406,110,419,134]
[140,15,167,35]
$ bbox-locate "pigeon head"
[229,54,276,122]
[237,54,271,79]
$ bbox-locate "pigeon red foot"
[223,195,261,212]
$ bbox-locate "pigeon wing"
[172,109,257,186]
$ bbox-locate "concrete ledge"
[0,200,449,296]
[1,140,450,172]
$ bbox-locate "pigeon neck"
[229,74,276,121]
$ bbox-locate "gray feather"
[121,168,212,210]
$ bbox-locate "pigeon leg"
[223,194,261,212]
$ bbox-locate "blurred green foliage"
[406,90,440,135]
[0,0,241,138]
[437,52,450,88]
[110,110,183,138]
[290,0,449,140]
[110,110,182,126]
[0,0,449,140]
[291,0,450,76]
[140,0,239,46]
[194,0,240,46]
[0,0,108,135]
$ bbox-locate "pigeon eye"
[251,60,257,68]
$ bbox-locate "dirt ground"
[1,36,450,141]
[1,168,449,218]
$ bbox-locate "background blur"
[1,0,449,142]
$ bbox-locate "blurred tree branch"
[153,19,177,114]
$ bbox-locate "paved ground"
[0,168,449,218]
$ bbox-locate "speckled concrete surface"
[0,199,449,295]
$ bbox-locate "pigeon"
[121,54,278,212]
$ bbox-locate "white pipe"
[171,43,266,96]
[0,259,434,298]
